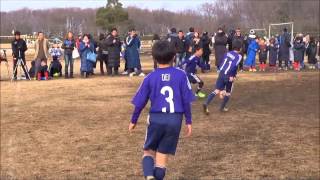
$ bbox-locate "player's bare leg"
[220,92,231,112]
[154,152,168,180]
[143,150,156,180]
[203,89,220,115]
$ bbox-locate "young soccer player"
[203,41,242,114]
[180,45,206,98]
[245,37,259,72]
[129,40,195,180]
[37,60,49,80]
[49,42,63,77]
[258,38,268,71]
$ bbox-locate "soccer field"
[1,56,319,179]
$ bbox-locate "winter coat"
[269,43,279,66]
[232,35,245,54]
[245,40,259,66]
[293,40,305,63]
[214,32,228,67]
[306,42,318,64]
[79,41,95,72]
[191,37,203,53]
[185,32,195,57]
[125,35,141,69]
[278,32,291,61]
[167,32,179,49]
[105,35,121,67]
[11,38,28,59]
[176,37,187,54]
[97,37,109,62]
[34,39,50,60]
[259,44,268,62]
[201,34,211,56]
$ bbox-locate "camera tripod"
[11,51,31,81]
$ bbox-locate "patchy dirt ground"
[1,56,319,179]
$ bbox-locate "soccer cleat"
[197,92,206,98]
[145,176,156,180]
[139,72,146,77]
[129,72,136,77]
[220,107,229,112]
[121,71,129,75]
[203,104,210,115]
[249,68,253,72]
[252,68,257,72]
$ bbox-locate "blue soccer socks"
[220,95,230,111]
[154,166,166,180]
[205,91,217,105]
[142,156,154,177]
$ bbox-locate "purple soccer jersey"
[219,51,242,77]
[132,67,195,124]
[182,55,203,74]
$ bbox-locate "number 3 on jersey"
[160,86,175,113]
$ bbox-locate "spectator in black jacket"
[167,28,179,48]
[105,28,122,76]
[201,31,211,72]
[11,31,30,80]
[278,28,292,70]
[306,37,318,69]
[232,28,245,71]
[214,27,228,70]
[185,27,195,59]
[227,29,236,51]
[97,33,108,75]
[175,30,187,67]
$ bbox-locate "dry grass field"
[0,55,319,179]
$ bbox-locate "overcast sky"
[0,0,212,12]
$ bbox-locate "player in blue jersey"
[203,41,242,114]
[180,45,206,98]
[129,40,195,180]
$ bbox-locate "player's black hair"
[171,28,177,33]
[194,44,202,52]
[83,33,91,39]
[178,30,183,33]
[14,31,21,36]
[232,40,242,51]
[111,28,118,32]
[38,31,44,35]
[152,40,176,65]
[189,27,194,32]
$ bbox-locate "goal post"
[268,22,294,42]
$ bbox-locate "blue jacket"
[245,40,259,66]
[79,42,95,72]
[125,35,141,69]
